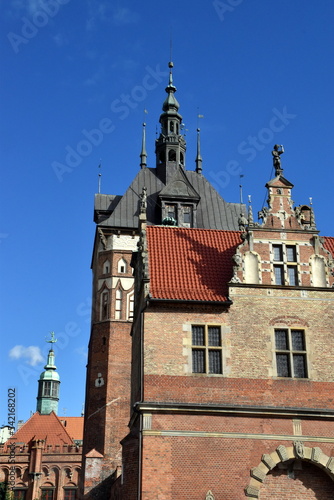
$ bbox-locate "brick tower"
[81,61,243,498]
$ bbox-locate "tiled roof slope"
[324,236,334,258]
[6,412,74,448]
[58,417,84,441]
[147,226,241,302]
[96,168,243,231]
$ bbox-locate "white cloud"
[9,345,44,366]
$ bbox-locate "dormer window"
[272,244,298,286]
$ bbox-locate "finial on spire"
[195,128,203,174]
[272,144,284,176]
[46,331,57,344]
[140,122,147,168]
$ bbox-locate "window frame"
[272,243,299,286]
[274,328,308,379]
[191,325,223,375]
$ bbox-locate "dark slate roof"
[95,167,243,231]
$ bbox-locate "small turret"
[36,332,60,415]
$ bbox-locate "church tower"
[36,332,60,415]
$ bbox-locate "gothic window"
[275,329,308,378]
[192,325,222,374]
[168,149,176,161]
[101,291,109,320]
[273,244,298,286]
[118,258,127,274]
[170,121,174,132]
[115,289,122,320]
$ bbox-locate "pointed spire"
[140,122,147,168]
[195,128,203,174]
[162,61,179,112]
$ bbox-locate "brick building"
[0,340,83,500]
[82,62,334,499]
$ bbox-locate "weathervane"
[46,331,57,344]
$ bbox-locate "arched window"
[180,152,184,165]
[168,149,176,161]
[170,121,174,132]
[101,291,109,320]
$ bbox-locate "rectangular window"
[192,325,222,374]
[274,265,284,285]
[182,205,193,226]
[273,244,283,261]
[41,490,54,500]
[43,381,51,397]
[272,244,298,286]
[275,329,307,378]
[13,492,26,500]
[63,490,77,500]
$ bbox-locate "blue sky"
[1,0,334,426]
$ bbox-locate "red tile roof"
[324,236,334,258]
[146,226,241,302]
[58,417,84,441]
[6,412,75,448]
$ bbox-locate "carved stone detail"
[98,228,108,250]
[276,445,289,462]
[327,457,334,473]
[294,441,304,459]
[205,491,215,500]
[244,485,259,498]
[250,466,266,483]
[261,454,276,470]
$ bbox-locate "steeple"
[140,122,147,168]
[36,332,60,415]
[155,61,186,184]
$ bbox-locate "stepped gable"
[5,411,75,449]
[146,226,241,302]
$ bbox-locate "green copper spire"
[36,332,60,415]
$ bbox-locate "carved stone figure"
[294,440,304,458]
[272,144,284,175]
[140,186,147,214]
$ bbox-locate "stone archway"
[245,442,334,498]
